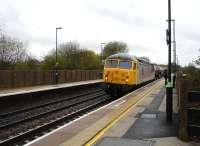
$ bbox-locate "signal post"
[166,0,173,122]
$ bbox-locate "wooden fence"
[0,70,101,89]
[176,73,200,141]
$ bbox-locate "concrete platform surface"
[26,79,163,146]
[25,79,197,146]
[151,137,199,146]
[95,137,153,146]
[96,137,197,146]
[0,79,102,97]
[123,86,178,139]
[93,80,198,146]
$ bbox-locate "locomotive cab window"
[118,60,132,69]
[105,59,118,68]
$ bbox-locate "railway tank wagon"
[103,53,155,95]
[154,64,164,79]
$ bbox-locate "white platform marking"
[114,100,126,107]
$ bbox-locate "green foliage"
[14,63,31,70]
[194,49,200,65]
[192,69,200,89]
[182,63,196,76]
[182,64,200,90]
[195,57,200,65]
[102,41,128,59]
[13,56,40,70]
[41,41,100,70]
[77,49,100,69]
[41,52,56,70]
[195,58,200,65]
[138,57,151,63]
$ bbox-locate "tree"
[194,49,200,65]
[195,57,200,66]
[41,41,100,70]
[58,41,81,69]
[182,63,196,77]
[0,34,28,69]
[59,41,80,55]
[78,49,99,69]
[181,63,200,90]
[138,57,151,63]
[102,41,128,59]
[14,55,40,70]
[41,51,56,70]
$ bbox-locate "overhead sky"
[0,0,199,66]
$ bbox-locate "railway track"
[0,89,112,146]
[0,88,103,126]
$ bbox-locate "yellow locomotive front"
[103,53,138,87]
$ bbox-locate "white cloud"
[0,0,199,66]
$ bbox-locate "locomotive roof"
[107,53,137,61]
[107,53,151,64]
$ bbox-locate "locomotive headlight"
[126,76,129,82]
[105,75,108,81]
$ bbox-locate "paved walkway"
[24,79,199,146]
[96,137,198,146]
[95,82,197,146]
[123,86,178,139]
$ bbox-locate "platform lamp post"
[55,27,62,84]
[166,0,173,122]
[171,19,176,88]
[171,20,176,70]
[100,43,106,65]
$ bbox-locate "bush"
[182,65,200,90]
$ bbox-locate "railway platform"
[25,79,197,146]
[0,79,102,97]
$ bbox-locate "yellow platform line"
[84,80,163,146]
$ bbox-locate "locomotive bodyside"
[137,60,155,84]
[103,53,155,94]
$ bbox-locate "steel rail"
[0,89,102,118]
[0,91,105,130]
[0,95,111,146]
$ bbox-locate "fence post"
[178,77,191,141]
[64,71,67,82]
[23,71,26,87]
[176,73,181,106]
[11,71,15,88]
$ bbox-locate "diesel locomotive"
[103,53,155,94]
